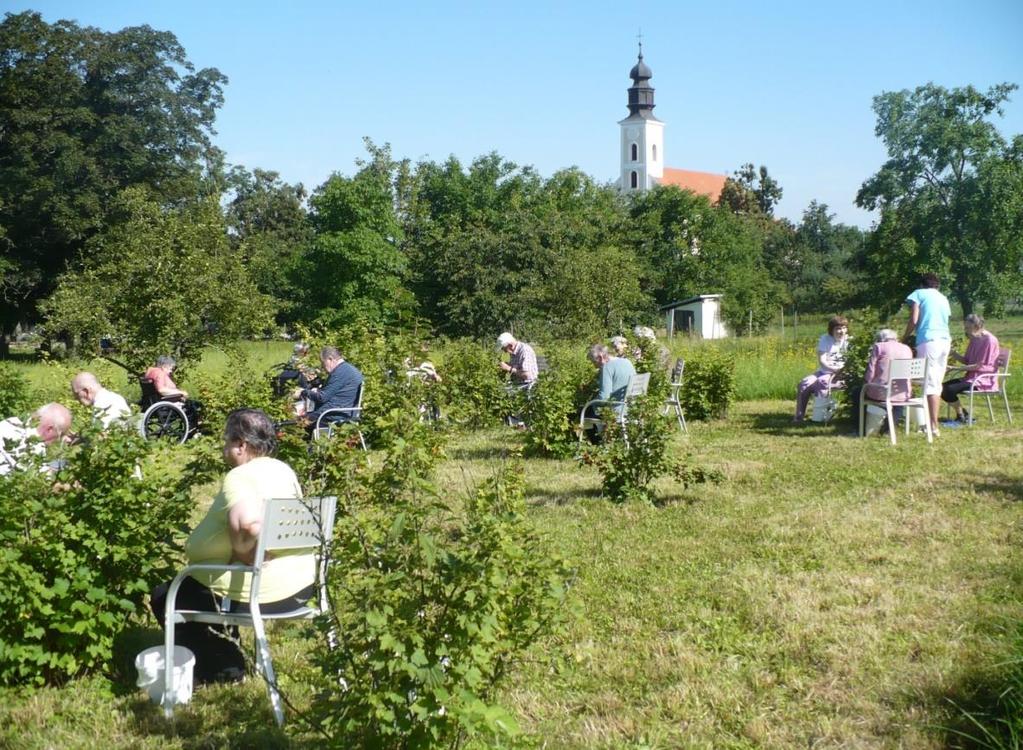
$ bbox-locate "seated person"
[298,346,364,430]
[275,342,319,396]
[406,359,442,422]
[863,328,914,406]
[794,315,849,422]
[150,409,311,685]
[145,355,188,400]
[582,343,636,441]
[941,313,1000,424]
[71,372,132,428]
[0,403,72,476]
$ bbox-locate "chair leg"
[1003,390,1013,424]
[985,394,995,423]
[887,404,897,445]
[163,617,176,719]
[677,405,687,434]
[252,616,285,726]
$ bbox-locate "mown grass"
[2,324,1022,748]
[2,395,1021,748]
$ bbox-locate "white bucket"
[811,396,836,422]
[909,403,928,428]
[135,645,195,706]
[863,404,886,436]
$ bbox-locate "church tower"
[619,44,664,191]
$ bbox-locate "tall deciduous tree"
[0,11,226,347]
[41,188,272,371]
[719,163,783,217]
[299,141,413,328]
[856,82,1023,314]
[225,167,312,325]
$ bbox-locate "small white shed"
[661,294,729,339]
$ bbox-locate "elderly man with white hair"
[0,402,72,476]
[71,372,132,428]
[496,332,539,388]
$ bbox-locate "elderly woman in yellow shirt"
[149,409,313,684]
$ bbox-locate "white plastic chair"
[314,384,367,450]
[162,495,337,725]
[578,372,651,448]
[858,357,932,445]
[956,347,1013,426]
[662,358,687,433]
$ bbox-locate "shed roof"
[659,294,723,311]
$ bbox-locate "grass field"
[1,325,1021,748]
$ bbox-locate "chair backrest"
[626,372,651,398]
[138,377,160,408]
[996,348,1011,372]
[536,354,550,373]
[670,358,685,383]
[887,357,926,389]
[258,496,337,557]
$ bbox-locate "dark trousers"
[941,378,974,405]
[150,576,314,684]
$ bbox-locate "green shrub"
[678,348,736,420]
[585,393,717,504]
[522,352,593,458]
[0,425,194,685]
[192,349,285,436]
[0,365,33,417]
[301,411,572,748]
[439,339,508,428]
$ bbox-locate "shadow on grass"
[934,651,1023,749]
[525,484,602,506]
[747,410,858,436]
[447,444,522,461]
[127,686,292,749]
[968,472,1023,504]
[110,626,165,696]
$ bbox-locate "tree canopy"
[856,82,1023,314]
[41,189,272,371]
[0,11,226,338]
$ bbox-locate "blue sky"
[6,0,1023,227]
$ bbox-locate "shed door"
[674,309,695,334]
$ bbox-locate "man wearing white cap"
[496,332,538,388]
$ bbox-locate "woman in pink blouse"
[941,314,1000,423]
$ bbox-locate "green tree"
[790,201,867,311]
[0,12,227,349]
[856,82,1023,314]
[299,141,413,328]
[719,162,784,217]
[631,187,781,333]
[225,166,312,325]
[41,188,272,371]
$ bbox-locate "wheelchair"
[138,377,201,444]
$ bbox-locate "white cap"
[633,326,655,340]
[497,332,515,349]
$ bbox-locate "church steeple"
[626,43,656,119]
[618,43,664,192]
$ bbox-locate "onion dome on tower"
[626,44,656,119]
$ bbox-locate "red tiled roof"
[657,168,728,202]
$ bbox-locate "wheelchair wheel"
[141,401,190,444]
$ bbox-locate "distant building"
[660,295,730,339]
[618,45,727,201]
